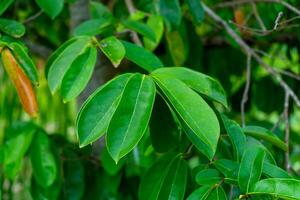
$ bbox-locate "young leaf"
[1,48,39,117]
[152,74,220,160]
[121,41,163,72]
[139,155,187,200]
[35,0,64,18]
[106,74,156,163]
[47,36,92,93]
[249,178,300,199]
[243,126,287,151]
[159,0,182,29]
[185,0,204,24]
[221,114,246,161]
[76,73,134,147]
[0,0,15,15]
[30,131,57,187]
[61,46,97,102]
[143,15,164,51]
[73,18,112,36]
[196,169,222,186]
[238,147,265,193]
[9,42,39,85]
[99,36,125,67]
[0,18,25,38]
[122,20,156,42]
[151,67,228,107]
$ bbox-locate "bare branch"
[273,11,283,30]
[215,0,300,16]
[251,2,267,31]
[124,0,143,46]
[202,3,300,107]
[284,92,291,172]
[241,53,252,127]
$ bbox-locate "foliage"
[1,0,300,199]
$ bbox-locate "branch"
[215,0,300,16]
[284,92,291,172]
[251,2,267,31]
[241,53,252,127]
[202,3,300,108]
[124,0,143,46]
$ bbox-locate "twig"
[214,0,300,16]
[284,92,291,172]
[202,3,300,108]
[241,53,252,127]
[271,112,284,131]
[251,2,267,31]
[124,0,143,46]
[23,10,43,24]
[273,11,283,30]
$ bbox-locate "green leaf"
[187,186,227,200]
[262,162,291,178]
[249,178,300,199]
[196,169,222,186]
[149,95,179,153]
[243,126,287,151]
[62,149,85,200]
[221,114,246,161]
[47,36,92,93]
[185,0,204,24]
[166,30,188,66]
[139,155,187,200]
[122,41,164,72]
[143,15,164,51]
[30,131,57,187]
[122,20,156,42]
[106,74,156,162]
[76,73,133,147]
[100,147,125,175]
[61,46,97,102]
[89,1,113,20]
[152,74,220,160]
[99,36,125,67]
[213,159,239,184]
[8,42,39,84]
[35,0,64,18]
[3,122,35,179]
[238,147,265,193]
[0,0,14,16]
[151,67,228,107]
[73,19,112,36]
[159,0,182,29]
[0,18,25,38]
[45,37,78,77]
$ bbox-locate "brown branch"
[124,0,143,46]
[202,3,300,108]
[241,53,252,127]
[284,92,291,172]
[215,0,300,16]
[251,2,267,31]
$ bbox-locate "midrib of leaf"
[148,156,177,200]
[167,158,182,200]
[78,74,134,146]
[115,75,145,159]
[49,38,91,92]
[66,48,94,95]
[152,76,213,150]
